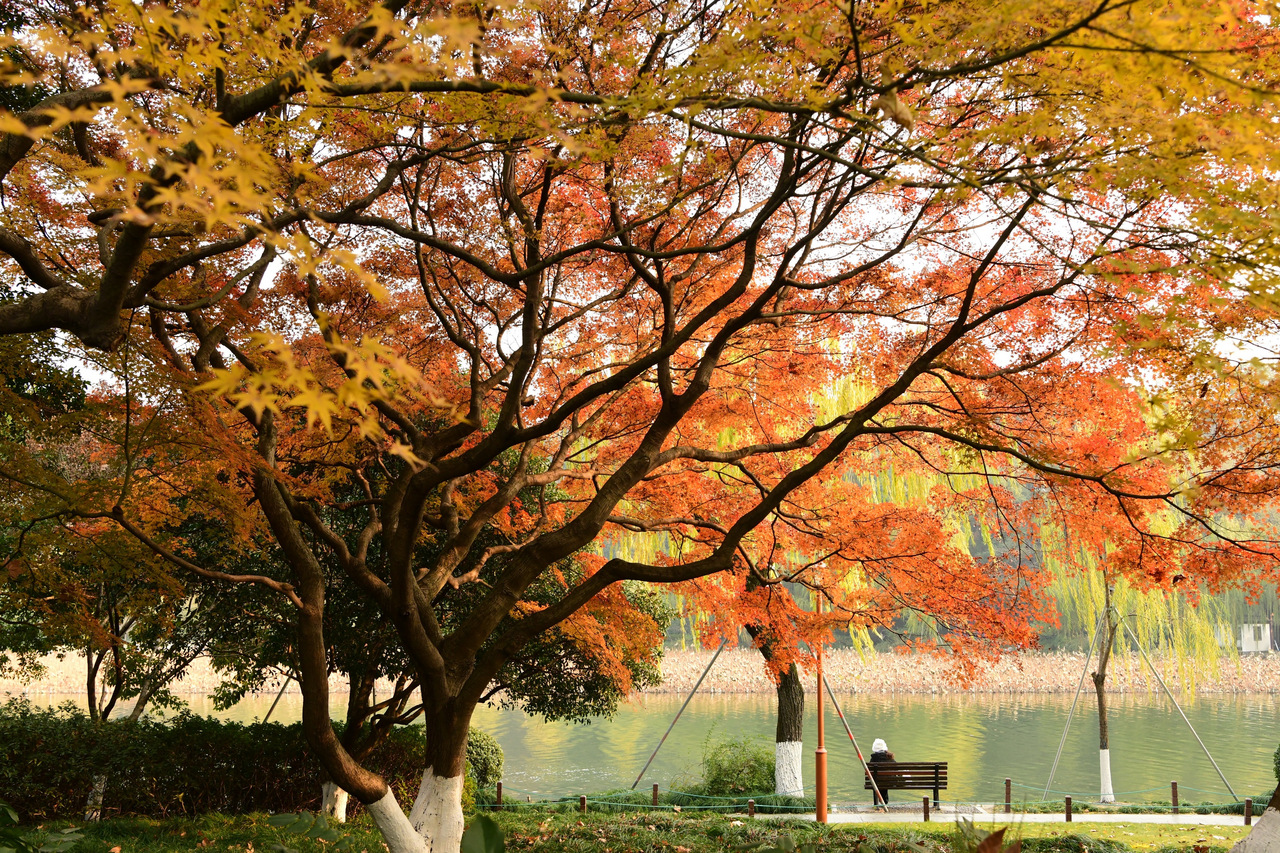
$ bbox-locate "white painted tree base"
[322,781,350,823]
[775,741,804,797]
[368,790,428,853]
[408,768,465,853]
[1099,749,1114,803]
[85,773,107,822]
[1232,803,1280,853]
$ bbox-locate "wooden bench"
[864,761,948,807]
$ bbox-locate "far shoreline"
[3,648,1278,701]
[645,648,1280,695]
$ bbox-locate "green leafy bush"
[467,729,505,790]
[0,699,502,820]
[699,735,775,796]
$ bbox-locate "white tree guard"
[85,773,107,822]
[322,781,350,823]
[1099,749,1115,803]
[408,768,465,853]
[368,789,428,853]
[775,741,804,797]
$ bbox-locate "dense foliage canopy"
[2,0,1280,850]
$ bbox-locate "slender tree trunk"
[321,670,377,823]
[1229,787,1280,853]
[82,686,159,821]
[126,685,155,722]
[1092,584,1119,804]
[84,775,107,822]
[84,646,120,822]
[323,668,420,823]
[744,586,806,797]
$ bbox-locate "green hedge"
[0,699,501,820]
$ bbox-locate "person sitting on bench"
[869,738,894,805]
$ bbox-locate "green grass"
[22,813,385,853]
[15,809,1255,853]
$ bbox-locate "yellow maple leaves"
[196,327,454,463]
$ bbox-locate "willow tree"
[3,1,1280,852]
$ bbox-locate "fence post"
[748,799,756,818]
[580,795,587,813]
[496,782,503,810]
[653,783,659,807]
[1245,799,1253,827]
[1171,781,1179,816]
[923,796,931,822]
[1005,778,1012,814]
[1065,796,1073,823]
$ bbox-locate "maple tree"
[201,528,670,822]
[3,0,1280,851]
[0,336,211,729]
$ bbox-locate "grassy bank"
[17,809,1253,853]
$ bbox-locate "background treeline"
[0,700,502,820]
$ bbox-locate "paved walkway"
[773,807,1255,827]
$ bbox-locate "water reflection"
[15,691,1276,805]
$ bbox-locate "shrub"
[462,773,478,814]
[0,699,318,819]
[699,735,775,796]
[467,728,504,790]
[0,698,503,820]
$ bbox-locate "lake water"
[55,690,1276,807]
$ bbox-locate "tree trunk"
[367,789,428,853]
[1092,668,1114,803]
[1229,787,1280,853]
[84,774,107,822]
[127,685,156,722]
[358,710,471,853]
[1092,584,1118,804]
[321,668,421,824]
[774,662,805,797]
[404,702,470,853]
[408,771,466,853]
[744,591,807,798]
[322,781,350,823]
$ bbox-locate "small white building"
[1240,623,1272,653]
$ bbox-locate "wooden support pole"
[923,796,931,822]
[496,782,503,810]
[653,783,659,807]
[579,795,587,813]
[1065,796,1073,822]
[1005,778,1012,814]
[1172,781,1179,816]
[1245,799,1253,827]
[748,799,756,818]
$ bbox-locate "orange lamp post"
[815,589,828,823]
